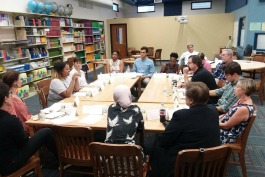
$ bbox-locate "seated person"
[67,57,88,87]
[107,51,124,73]
[183,55,218,104]
[132,46,155,86]
[160,52,179,74]
[213,49,234,86]
[47,62,80,106]
[209,62,243,113]
[105,85,144,144]
[220,78,256,144]
[198,52,212,72]
[153,82,220,177]
[2,70,31,135]
[178,44,199,70]
[0,83,57,176]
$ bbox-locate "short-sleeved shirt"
[213,62,226,81]
[192,67,217,90]
[47,78,69,106]
[215,76,243,112]
[105,103,144,144]
[109,59,121,73]
[178,51,199,65]
[67,68,87,87]
[132,57,155,77]
[163,63,179,74]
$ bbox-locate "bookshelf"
[0,11,106,98]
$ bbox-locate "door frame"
[110,23,128,57]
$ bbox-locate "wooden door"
[110,24,128,58]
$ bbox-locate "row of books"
[0,14,12,26]
[1,48,28,61]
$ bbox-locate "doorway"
[110,24,128,58]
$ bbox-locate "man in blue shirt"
[132,46,155,86]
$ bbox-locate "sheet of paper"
[82,105,104,115]
[73,92,87,96]
[78,115,103,124]
[146,109,160,120]
[50,116,77,125]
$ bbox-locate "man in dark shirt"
[183,55,218,104]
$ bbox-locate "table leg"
[138,77,142,98]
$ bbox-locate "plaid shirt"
[213,63,226,80]
[216,76,243,112]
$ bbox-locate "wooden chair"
[37,78,52,109]
[89,142,150,177]
[149,49,162,66]
[131,50,140,55]
[147,47,154,57]
[174,145,231,177]
[227,115,256,177]
[51,126,94,177]
[1,156,42,177]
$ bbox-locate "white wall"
[182,0,226,15]
[123,3,164,18]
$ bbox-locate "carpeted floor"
[23,63,265,177]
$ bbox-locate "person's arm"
[119,60,124,73]
[147,61,155,77]
[10,116,29,147]
[219,107,249,129]
[220,94,238,113]
[159,112,183,147]
[209,90,217,97]
[106,60,110,73]
[132,61,137,72]
[160,64,166,73]
[60,72,79,98]
[136,109,144,133]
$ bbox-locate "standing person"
[105,85,144,144]
[47,61,80,106]
[149,82,220,177]
[160,52,179,74]
[132,46,155,86]
[213,48,234,86]
[0,83,57,176]
[2,70,31,135]
[178,44,199,70]
[183,55,218,104]
[107,51,124,73]
[209,61,243,113]
[199,52,212,72]
[220,79,256,144]
[67,57,88,87]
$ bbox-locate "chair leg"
[35,161,43,177]
[259,88,263,105]
[239,153,247,177]
[59,163,64,177]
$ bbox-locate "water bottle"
[126,65,130,73]
[179,69,182,76]
[160,103,166,123]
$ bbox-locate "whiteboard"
[257,35,265,50]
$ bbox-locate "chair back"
[174,146,231,177]
[253,54,265,62]
[89,142,145,177]
[37,78,52,109]
[235,115,256,152]
[131,50,140,55]
[51,126,94,166]
[147,47,154,57]
[155,49,162,59]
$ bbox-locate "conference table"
[90,59,108,80]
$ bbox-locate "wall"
[182,0,226,15]
[0,0,126,58]
[123,3,164,18]
[106,13,234,60]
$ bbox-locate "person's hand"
[72,72,80,81]
[183,67,189,75]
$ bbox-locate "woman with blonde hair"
[220,78,256,144]
[47,61,79,106]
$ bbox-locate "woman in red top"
[3,70,31,134]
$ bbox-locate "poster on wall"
[249,22,261,31]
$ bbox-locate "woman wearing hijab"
[105,85,144,144]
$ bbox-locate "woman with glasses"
[220,78,256,144]
[2,70,31,135]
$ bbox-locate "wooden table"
[131,54,141,59]
[79,77,141,102]
[123,58,135,65]
[211,59,265,71]
[138,76,181,104]
[90,60,108,80]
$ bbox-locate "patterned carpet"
[23,64,265,177]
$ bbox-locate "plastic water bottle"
[126,66,130,73]
[160,103,166,123]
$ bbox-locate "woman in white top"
[107,51,124,73]
[47,61,79,106]
[68,57,88,88]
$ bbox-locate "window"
[137,5,155,13]
[113,3,119,12]
[191,1,212,10]
[237,17,246,48]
